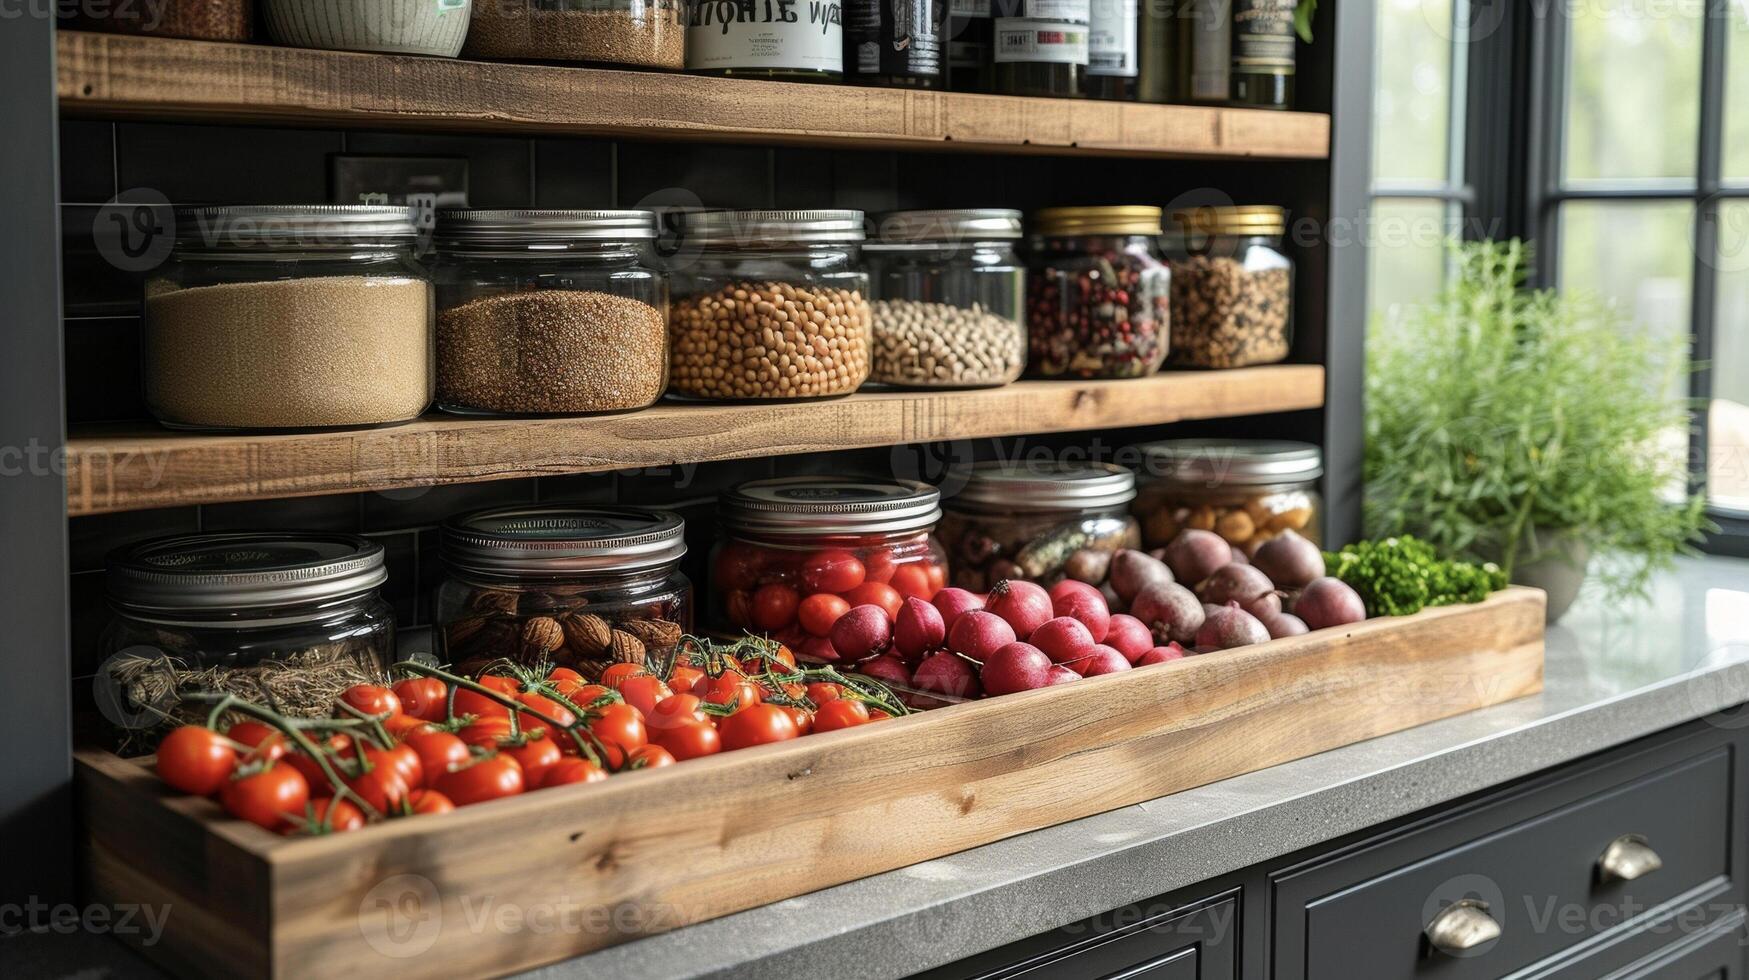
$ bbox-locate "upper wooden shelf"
[65,366,1324,515]
[56,32,1330,160]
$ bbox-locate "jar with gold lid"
[1024,206,1171,379]
[1162,205,1293,369]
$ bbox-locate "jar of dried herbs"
[1162,205,1293,368]
[434,506,693,679]
[97,533,395,740]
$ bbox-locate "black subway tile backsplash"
[359,478,539,532]
[116,123,344,204]
[68,507,201,574]
[64,316,145,424]
[616,143,772,210]
[59,120,115,205]
[343,132,533,208]
[202,493,362,534]
[532,139,616,208]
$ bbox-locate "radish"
[912,652,983,699]
[1137,644,1187,666]
[981,642,1054,695]
[856,654,912,689]
[893,596,946,662]
[985,579,1054,640]
[1044,665,1081,686]
[1048,579,1112,642]
[1102,614,1154,662]
[1078,645,1132,676]
[829,604,892,661]
[947,610,1016,661]
[931,587,985,633]
[1029,616,1097,666]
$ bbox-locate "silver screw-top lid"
[720,477,942,535]
[441,506,687,575]
[869,209,1024,244]
[1138,439,1324,486]
[106,533,388,612]
[946,461,1138,513]
[676,209,866,246]
[173,205,420,248]
[435,209,658,244]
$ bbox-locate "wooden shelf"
[65,366,1324,515]
[56,31,1330,160]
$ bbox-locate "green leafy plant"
[1364,239,1712,598]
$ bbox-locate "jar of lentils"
[865,209,1026,389]
[1163,206,1293,368]
[1131,438,1322,553]
[1024,206,1171,379]
[936,461,1139,590]
[430,209,668,415]
[434,506,692,678]
[666,210,872,400]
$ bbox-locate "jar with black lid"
[990,0,1089,97]
[1131,438,1322,551]
[1230,0,1295,107]
[846,0,947,86]
[96,533,395,738]
[434,506,692,677]
[937,461,1140,590]
[1024,206,1171,379]
[686,0,845,79]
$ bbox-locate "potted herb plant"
[1364,240,1712,621]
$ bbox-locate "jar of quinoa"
[1024,206,1171,379]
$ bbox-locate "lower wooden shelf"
[65,366,1325,516]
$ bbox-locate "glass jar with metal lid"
[1162,205,1293,368]
[143,205,434,431]
[463,0,685,69]
[936,460,1140,590]
[434,506,692,678]
[708,477,948,656]
[96,533,395,739]
[1131,438,1322,552]
[430,210,668,416]
[1024,206,1171,379]
[666,210,872,400]
[864,209,1026,389]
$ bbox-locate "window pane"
[1713,201,1749,510]
[1564,0,1703,183]
[1558,201,1695,350]
[1727,5,1749,182]
[1366,198,1453,327]
[1372,0,1453,183]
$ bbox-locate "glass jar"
[95,533,395,739]
[435,506,693,678]
[65,0,252,41]
[1229,0,1294,107]
[846,0,947,87]
[709,477,948,657]
[463,0,686,69]
[666,210,872,400]
[1131,439,1322,552]
[143,206,434,431]
[937,461,1140,590]
[430,210,668,415]
[1173,0,1230,103]
[1085,0,1139,99]
[1024,206,1171,379]
[1162,206,1293,368]
[946,0,995,91]
[990,0,1089,97]
[865,209,1026,389]
[261,0,472,56]
[685,0,844,79]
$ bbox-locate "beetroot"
[1228,544,1250,565]
[856,654,912,689]
[981,642,1054,696]
[893,596,946,662]
[1108,549,1173,603]
[1079,645,1133,676]
[1164,530,1231,585]
[1048,579,1112,642]
[1029,616,1097,666]
[798,634,840,663]
[1258,611,1310,638]
[1137,644,1187,666]
[985,579,1055,640]
[912,652,983,699]
[1195,602,1271,650]
[829,604,893,661]
[947,610,1017,662]
[931,587,985,633]
[1044,665,1081,686]
[1294,577,1367,630]
[1102,613,1154,662]
[1251,530,1325,590]
[1128,581,1204,646]
[1196,563,1275,607]
[1242,591,1284,619]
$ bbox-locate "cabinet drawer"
[919,893,1238,980]
[1273,736,1737,980]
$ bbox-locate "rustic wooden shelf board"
[77,587,1546,978]
[56,32,1331,159]
[65,366,1325,515]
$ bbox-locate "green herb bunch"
[1364,240,1712,599]
[1325,536,1508,617]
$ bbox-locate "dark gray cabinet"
[917,893,1239,980]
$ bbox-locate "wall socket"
[330,155,469,230]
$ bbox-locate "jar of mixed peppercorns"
[708,477,948,662]
[1024,206,1171,379]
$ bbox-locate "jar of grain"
[434,506,692,679]
[1162,205,1293,368]
[864,209,1026,389]
[143,206,434,430]
[1025,206,1171,379]
[666,210,872,400]
[1131,438,1322,552]
[430,210,668,416]
[936,461,1139,590]
[463,0,685,70]
[64,0,252,41]
[96,533,395,739]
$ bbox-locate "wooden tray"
[76,588,1546,978]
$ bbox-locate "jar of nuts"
[936,461,1141,591]
[1131,438,1322,554]
[1024,206,1172,379]
[1162,206,1294,369]
[864,209,1026,389]
[434,506,692,679]
[666,210,873,400]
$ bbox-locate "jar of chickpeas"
[1131,439,1322,554]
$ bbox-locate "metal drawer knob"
[1425,899,1501,956]
[1597,834,1662,884]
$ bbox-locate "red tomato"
[724,588,754,627]
[344,760,411,815]
[383,713,438,741]
[797,593,852,638]
[336,684,402,720]
[666,665,707,697]
[806,681,845,703]
[802,549,866,594]
[888,562,933,600]
[282,734,351,797]
[718,704,802,751]
[403,730,470,787]
[712,541,765,592]
[750,583,801,632]
[503,734,563,784]
[647,693,709,735]
[366,743,424,791]
[554,679,614,705]
[392,678,451,722]
[782,705,814,736]
[546,667,585,684]
[437,753,525,806]
[157,726,238,796]
[705,675,763,713]
[516,691,576,729]
[618,674,673,718]
[478,675,522,695]
[842,581,903,620]
[600,662,648,691]
[286,797,365,834]
[628,744,676,769]
[653,720,721,761]
[221,764,309,831]
[586,703,648,768]
[862,547,897,584]
[814,699,871,732]
[458,715,517,748]
[924,561,947,594]
[224,721,288,764]
[868,708,894,721]
[452,687,512,721]
[407,789,455,815]
[541,757,608,788]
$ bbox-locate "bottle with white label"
[1084,0,1137,99]
[685,0,846,79]
[1230,0,1294,107]
[989,0,1089,97]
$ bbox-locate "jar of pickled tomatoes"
[709,477,948,662]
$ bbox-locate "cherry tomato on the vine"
[618,674,672,718]
[647,693,709,735]
[502,734,563,784]
[805,681,845,703]
[336,684,402,720]
[797,593,851,637]
[222,764,309,831]
[437,753,525,806]
[586,703,647,768]
[600,662,648,691]
[653,720,721,761]
[392,678,451,722]
[407,789,456,815]
[705,675,762,714]
[541,757,608,788]
[157,726,238,796]
[813,698,871,733]
[404,730,470,787]
[546,667,585,685]
[452,687,512,721]
[344,760,411,815]
[666,665,707,697]
[781,705,814,736]
[224,720,288,764]
[516,691,576,729]
[627,744,676,769]
[802,549,866,594]
[287,797,366,835]
[718,704,801,751]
